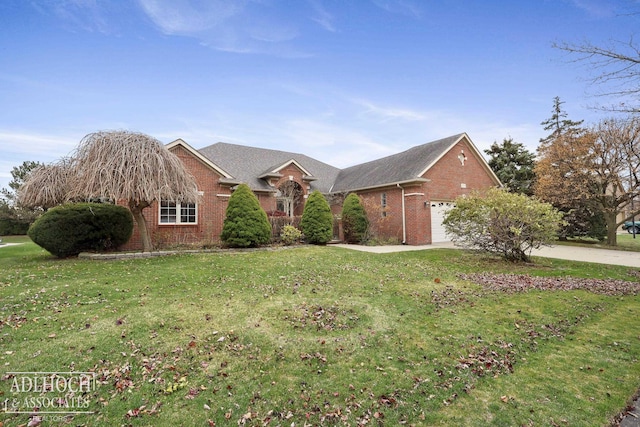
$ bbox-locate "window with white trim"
[160,200,197,224]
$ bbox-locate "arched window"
[276,181,303,217]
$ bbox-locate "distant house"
[122,133,501,250]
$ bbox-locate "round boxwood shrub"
[341,193,369,244]
[280,225,302,245]
[28,203,133,257]
[221,184,272,248]
[300,190,333,245]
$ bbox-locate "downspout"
[397,183,406,244]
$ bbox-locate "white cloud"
[30,0,133,35]
[569,0,618,19]
[352,98,430,122]
[309,0,337,32]
[0,132,78,191]
[371,0,421,18]
[137,0,246,34]
[0,132,77,159]
[137,0,308,56]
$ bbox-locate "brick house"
[123,133,501,250]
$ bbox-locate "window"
[276,197,293,217]
[160,201,197,224]
[381,192,387,217]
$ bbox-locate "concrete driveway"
[332,242,640,268]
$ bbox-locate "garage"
[430,201,455,243]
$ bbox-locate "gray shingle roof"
[196,134,469,194]
[198,142,341,193]
[330,134,465,192]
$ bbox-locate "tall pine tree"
[534,97,605,240]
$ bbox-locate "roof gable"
[417,133,502,186]
[260,159,313,178]
[166,139,233,178]
[198,142,340,193]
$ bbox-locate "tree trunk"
[129,201,152,252]
[605,211,618,246]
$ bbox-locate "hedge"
[28,203,133,257]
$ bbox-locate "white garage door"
[430,202,455,243]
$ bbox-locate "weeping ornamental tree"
[18,131,199,252]
[18,158,74,210]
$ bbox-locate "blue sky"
[1,0,638,192]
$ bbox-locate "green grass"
[1,240,639,426]
[557,233,640,252]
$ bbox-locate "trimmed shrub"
[268,215,301,241]
[300,191,333,245]
[341,193,369,243]
[280,225,302,245]
[0,218,30,235]
[443,188,563,262]
[28,203,133,257]
[221,184,272,247]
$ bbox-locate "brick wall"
[351,138,497,245]
[121,145,231,251]
[120,137,498,250]
[425,139,496,200]
[357,187,405,243]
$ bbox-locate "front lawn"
[1,241,639,426]
[558,233,640,252]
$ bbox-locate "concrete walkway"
[332,242,640,268]
[0,243,22,249]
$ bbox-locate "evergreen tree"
[221,184,272,247]
[0,160,43,204]
[539,96,584,148]
[341,193,369,243]
[484,137,535,195]
[300,191,333,245]
[535,97,592,240]
[0,160,45,234]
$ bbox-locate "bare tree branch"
[554,37,640,112]
[69,131,199,204]
[17,158,74,209]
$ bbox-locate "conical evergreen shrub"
[341,193,369,243]
[300,190,333,245]
[221,184,272,247]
